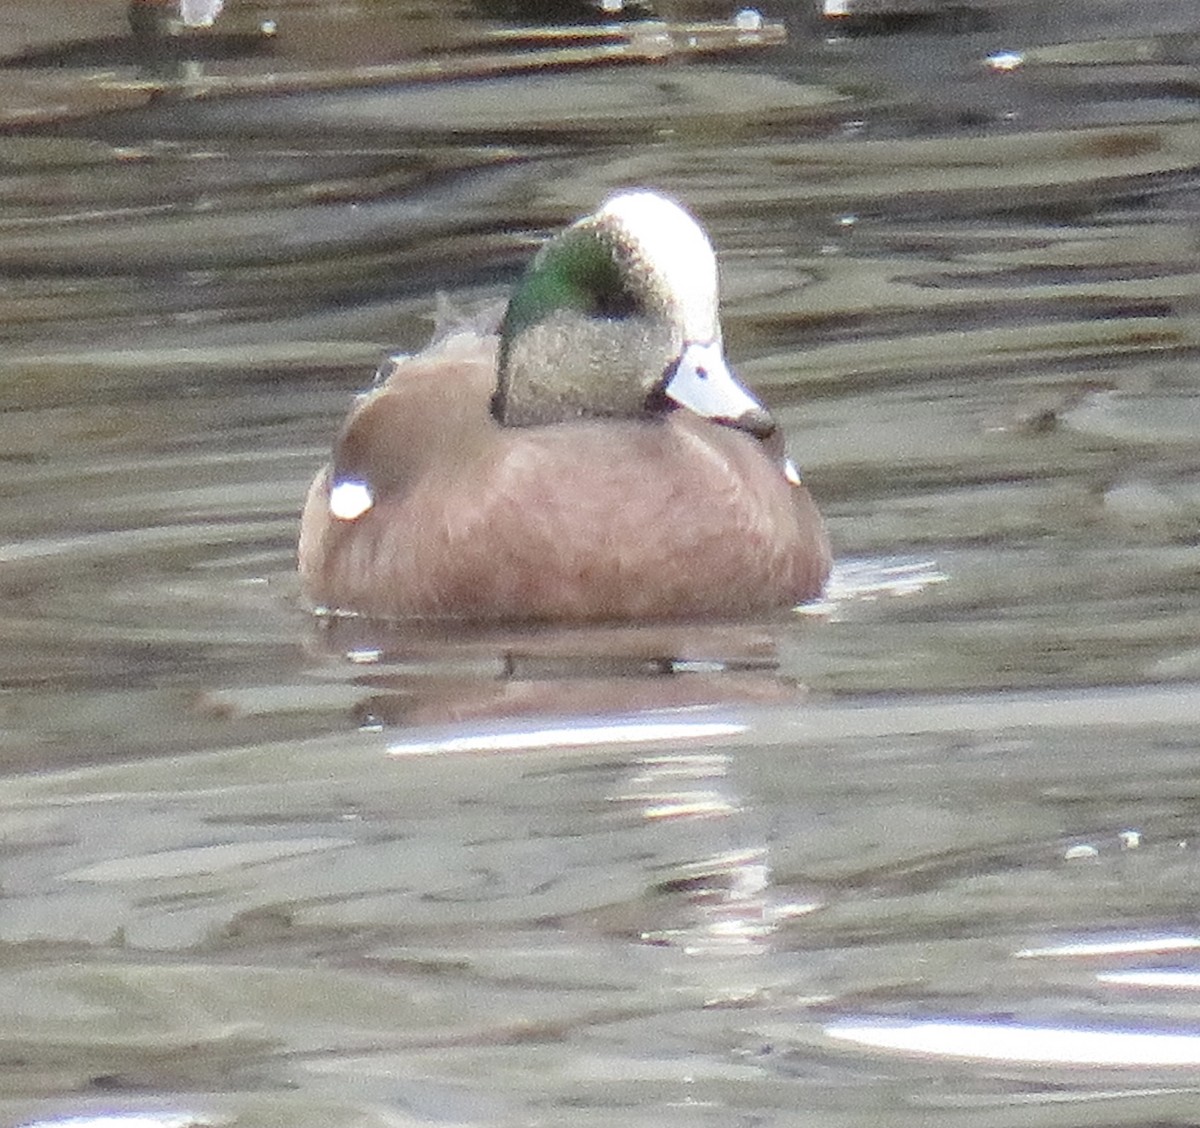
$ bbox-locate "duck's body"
[299,191,831,621]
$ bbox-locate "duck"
[298,189,831,621]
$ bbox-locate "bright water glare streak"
[18,1115,220,1128]
[826,1017,1200,1065]
[1099,971,1200,989]
[985,49,1025,72]
[1016,936,1200,959]
[799,556,948,616]
[388,714,748,756]
[621,751,738,820]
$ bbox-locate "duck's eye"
[330,477,374,521]
[592,287,640,319]
[694,366,708,380]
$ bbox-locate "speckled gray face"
[593,193,772,427]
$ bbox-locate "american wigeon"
[299,190,831,621]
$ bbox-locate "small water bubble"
[986,49,1025,73]
[1064,843,1099,861]
[346,647,381,665]
[1119,829,1142,850]
[837,213,858,228]
[734,8,763,30]
[842,118,866,137]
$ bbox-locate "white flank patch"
[329,477,374,520]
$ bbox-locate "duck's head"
[492,190,773,437]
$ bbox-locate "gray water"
[1,1,1200,1125]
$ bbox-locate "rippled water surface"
[2,1,1200,1125]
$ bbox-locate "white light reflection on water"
[1016,935,1200,959]
[826,1017,1200,1065]
[622,752,738,821]
[986,49,1026,72]
[615,751,823,953]
[388,714,747,756]
[799,556,948,617]
[1100,971,1200,989]
[18,1115,219,1128]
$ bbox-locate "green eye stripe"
[502,229,637,345]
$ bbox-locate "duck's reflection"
[309,615,824,954]
[307,615,815,729]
